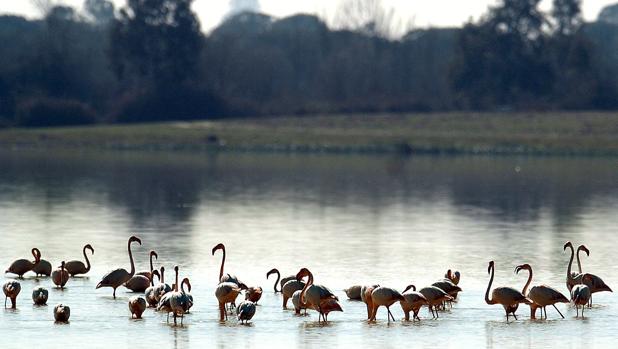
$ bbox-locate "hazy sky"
[0,0,615,33]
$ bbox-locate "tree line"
[1,0,617,127]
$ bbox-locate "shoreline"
[0,112,617,156]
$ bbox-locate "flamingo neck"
[270,269,281,292]
[300,271,313,305]
[128,240,135,277]
[576,247,584,274]
[83,246,91,272]
[32,248,41,267]
[174,269,179,292]
[485,264,494,305]
[218,248,225,282]
[160,268,165,284]
[522,267,532,295]
[566,245,575,282]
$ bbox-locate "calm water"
[0,150,616,348]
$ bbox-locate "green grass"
[1,112,617,155]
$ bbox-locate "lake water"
[0,149,616,348]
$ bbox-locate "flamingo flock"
[2,237,613,326]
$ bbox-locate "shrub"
[16,98,97,127]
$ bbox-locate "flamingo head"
[238,282,249,291]
[211,243,225,255]
[296,268,311,281]
[58,261,65,269]
[174,265,179,273]
[129,236,142,245]
[578,245,590,256]
[150,250,158,259]
[32,248,41,262]
[403,284,416,293]
[563,241,573,251]
[487,261,494,274]
[266,268,278,278]
[85,244,94,254]
[454,271,461,279]
[514,263,531,274]
[182,278,192,292]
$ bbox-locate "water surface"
[1,150,616,348]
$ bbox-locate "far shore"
[0,112,617,156]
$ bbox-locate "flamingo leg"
[283,296,288,309]
[552,305,564,318]
[113,288,116,299]
[4,296,6,308]
[387,307,395,322]
[219,303,225,321]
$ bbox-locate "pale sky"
[0,0,615,33]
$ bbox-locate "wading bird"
[296,268,342,323]
[266,268,295,293]
[291,290,307,315]
[96,235,141,298]
[159,266,192,325]
[485,261,532,322]
[564,241,585,291]
[572,274,592,318]
[32,258,52,277]
[215,282,247,321]
[6,248,41,278]
[180,278,193,313]
[144,269,161,307]
[237,300,256,324]
[432,279,462,308]
[32,287,48,305]
[65,244,94,277]
[52,261,69,289]
[361,284,379,320]
[344,285,362,300]
[515,263,569,319]
[400,285,428,321]
[418,286,452,318]
[245,286,263,303]
[3,281,21,308]
[53,304,70,322]
[129,296,146,319]
[369,286,404,322]
[577,244,612,306]
[281,278,305,309]
[212,243,244,311]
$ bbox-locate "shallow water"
[0,150,616,348]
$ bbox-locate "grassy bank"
[0,112,617,156]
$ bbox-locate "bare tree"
[330,0,406,39]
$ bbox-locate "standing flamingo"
[96,235,141,298]
[65,244,94,276]
[281,279,305,309]
[360,284,380,320]
[5,248,41,278]
[245,287,263,303]
[576,244,612,306]
[515,263,569,319]
[564,241,584,291]
[237,300,257,324]
[32,258,52,277]
[369,286,404,322]
[215,282,247,321]
[485,261,532,322]
[400,285,428,321]
[291,290,307,315]
[296,268,342,323]
[52,261,69,289]
[572,274,592,318]
[418,286,452,318]
[144,269,162,307]
[3,281,21,308]
[212,243,245,311]
[180,278,193,313]
[159,266,192,325]
[129,296,147,319]
[266,268,295,293]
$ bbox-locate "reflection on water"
[0,149,616,348]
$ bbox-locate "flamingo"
[159,266,192,325]
[369,286,404,322]
[245,287,263,303]
[317,298,342,321]
[144,270,161,308]
[213,243,246,311]
[400,285,428,321]
[237,300,257,324]
[215,281,247,321]
[564,241,584,291]
[65,244,94,277]
[32,258,52,277]
[515,263,569,319]
[150,267,172,305]
[6,248,41,278]
[129,296,147,319]
[52,261,69,289]
[136,250,158,280]
[125,274,151,293]
[96,235,141,298]
[444,269,461,286]
[344,285,362,300]
[296,267,342,323]
[418,286,452,318]
[3,281,21,308]
[572,274,592,318]
[281,279,305,309]
[180,278,193,313]
[485,261,532,321]
[266,268,295,293]
[577,244,612,306]
[32,287,48,305]
[53,304,70,322]
[360,284,380,320]
[432,279,462,308]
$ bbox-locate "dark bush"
[16,98,97,127]
[112,84,228,123]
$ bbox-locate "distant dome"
[598,3,618,25]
